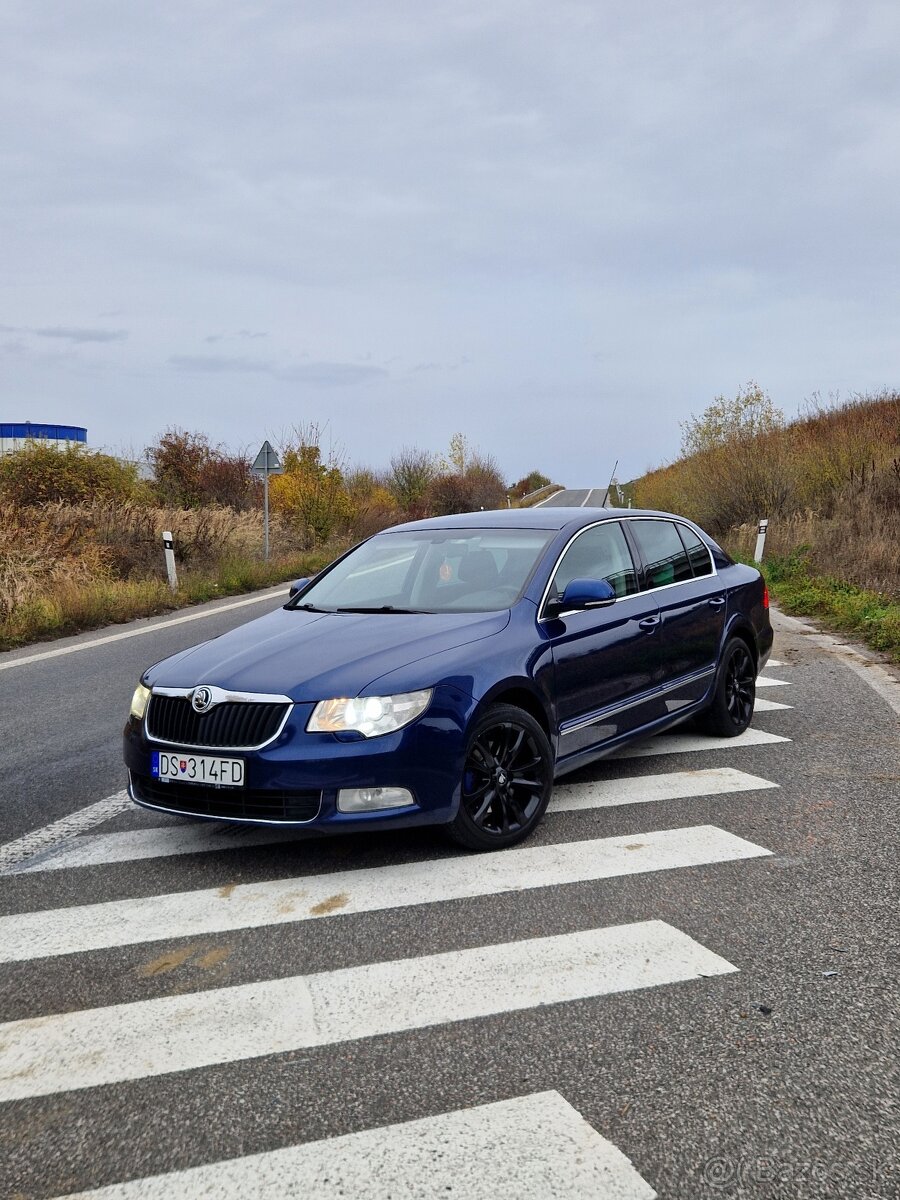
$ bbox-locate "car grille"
[146,695,290,749]
[131,774,321,822]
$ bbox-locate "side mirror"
[289,577,310,599]
[547,577,617,617]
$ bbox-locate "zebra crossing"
[0,661,796,1198]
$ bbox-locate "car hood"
[144,606,510,701]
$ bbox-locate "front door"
[545,521,663,761]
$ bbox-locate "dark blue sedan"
[124,508,772,850]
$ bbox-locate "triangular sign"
[251,440,283,473]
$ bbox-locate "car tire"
[447,703,554,851]
[696,637,756,737]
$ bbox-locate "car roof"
[383,507,683,533]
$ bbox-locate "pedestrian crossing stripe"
[0,825,772,964]
[752,697,791,712]
[0,920,737,1101]
[613,728,789,759]
[755,675,791,688]
[11,767,778,875]
[56,1090,656,1199]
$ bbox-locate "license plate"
[151,751,245,787]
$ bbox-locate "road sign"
[251,441,284,560]
[251,440,283,475]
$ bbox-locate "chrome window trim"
[145,685,294,752]
[538,516,718,622]
[559,666,716,736]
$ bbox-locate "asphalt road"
[536,488,611,507]
[0,596,898,1198]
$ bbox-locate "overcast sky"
[3,1,898,484]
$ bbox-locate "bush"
[146,428,258,509]
[0,441,142,505]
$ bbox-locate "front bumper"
[123,684,475,831]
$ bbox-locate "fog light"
[337,787,414,813]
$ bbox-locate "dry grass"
[728,498,900,599]
[0,501,341,649]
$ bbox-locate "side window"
[629,520,693,589]
[678,525,713,577]
[552,522,638,600]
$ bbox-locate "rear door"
[625,518,725,708]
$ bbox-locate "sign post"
[251,440,284,560]
[754,518,769,564]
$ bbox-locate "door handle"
[638,616,660,631]
[708,597,726,608]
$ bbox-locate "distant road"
[535,488,609,507]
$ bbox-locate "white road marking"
[0,791,131,874]
[0,826,770,964]
[8,820,293,874]
[532,487,565,507]
[772,606,900,718]
[0,920,737,1100]
[58,1091,656,1200]
[755,676,792,689]
[765,659,785,668]
[551,767,777,812]
[0,587,286,674]
[753,697,792,712]
[611,728,790,759]
[11,768,779,875]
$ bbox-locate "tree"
[269,424,354,547]
[680,382,784,457]
[388,446,437,511]
[146,429,256,509]
[510,470,551,499]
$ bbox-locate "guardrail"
[515,483,564,508]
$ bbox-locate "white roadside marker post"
[754,518,769,563]
[162,530,178,591]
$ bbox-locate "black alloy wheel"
[447,703,554,850]
[697,637,757,736]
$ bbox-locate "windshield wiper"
[332,605,432,615]
[292,602,333,613]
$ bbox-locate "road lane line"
[0,920,737,1100]
[0,826,771,963]
[611,728,790,759]
[0,587,287,674]
[11,768,779,874]
[0,791,131,873]
[57,1091,656,1199]
[753,697,792,712]
[755,676,792,689]
[551,767,778,812]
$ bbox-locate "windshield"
[292,528,554,614]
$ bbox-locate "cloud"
[34,327,128,343]
[203,330,268,344]
[169,354,387,387]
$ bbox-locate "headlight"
[307,689,432,738]
[130,683,151,721]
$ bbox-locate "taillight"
[762,584,770,609]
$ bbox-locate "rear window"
[629,520,693,588]
[677,525,714,577]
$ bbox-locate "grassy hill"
[632,390,900,659]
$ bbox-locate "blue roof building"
[0,423,87,453]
